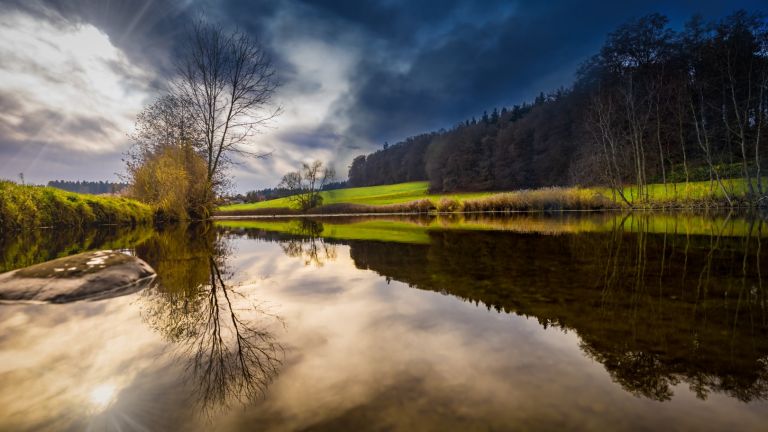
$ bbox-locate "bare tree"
[125,94,204,179]
[124,94,212,218]
[174,21,280,215]
[278,161,336,211]
[129,94,202,155]
[587,89,633,206]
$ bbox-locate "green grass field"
[618,178,765,203]
[218,178,767,214]
[219,181,496,212]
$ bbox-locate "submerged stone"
[0,250,156,304]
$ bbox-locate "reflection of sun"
[89,383,117,410]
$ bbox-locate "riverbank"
[216,212,766,245]
[217,179,767,216]
[0,181,153,232]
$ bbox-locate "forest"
[347,11,768,203]
[47,180,128,195]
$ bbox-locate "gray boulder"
[0,250,156,304]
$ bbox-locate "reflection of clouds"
[3,233,768,431]
[0,296,167,430]
[221,240,768,431]
[0,262,283,430]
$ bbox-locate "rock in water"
[0,250,156,304]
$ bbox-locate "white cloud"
[0,4,375,190]
[0,10,153,182]
[231,8,365,190]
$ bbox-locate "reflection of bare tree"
[583,212,768,402]
[279,220,337,267]
[184,258,283,410]
[344,215,768,403]
[138,224,283,413]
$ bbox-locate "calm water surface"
[1,213,767,431]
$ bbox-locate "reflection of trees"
[327,215,768,402]
[137,223,283,413]
[0,225,154,273]
[185,258,282,409]
[278,220,337,267]
[585,214,768,402]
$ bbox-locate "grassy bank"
[0,181,153,232]
[218,178,768,216]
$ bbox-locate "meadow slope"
[218,179,767,215]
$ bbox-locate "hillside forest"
[347,11,768,203]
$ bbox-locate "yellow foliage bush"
[129,146,209,220]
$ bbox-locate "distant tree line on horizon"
[47,180,128,195]
[347,10,768,203]
[234,180,348,204]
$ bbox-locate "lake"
[1,212,767,431]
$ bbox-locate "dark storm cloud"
[325,0,768,146]
[0,0,765,188]
[277,127,343,151]
[222,0,768,151]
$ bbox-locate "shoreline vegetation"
[2,177,764,233]
[216,179,768,217]
[215,212,767,245]
[0,181,153,232]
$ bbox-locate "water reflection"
[238,213,768,403]
[3,213,768,430]
[137,224,283,413]
[278,220,338,267]
[0,225,154,273]
[0,223,283,428]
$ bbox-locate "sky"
[0,0,765,192]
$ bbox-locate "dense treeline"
[231,187,292,203]
[347,11,768,203]
[47,180,128,195]
[348,132,435,187]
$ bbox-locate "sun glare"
[88,383,118,410]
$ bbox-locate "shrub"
[128,146,209,220]
[436,198,461,212]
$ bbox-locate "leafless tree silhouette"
[140,230,283,414]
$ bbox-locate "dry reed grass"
[461,187,618,212]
